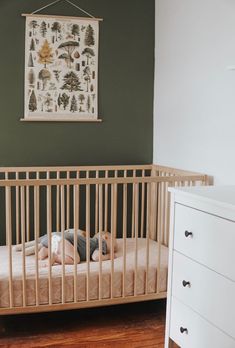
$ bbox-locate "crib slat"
[66,171,70,229]
[110,184,114,299]
[56,171,60,231]
[150,168,157,241]
[145,183,150,294]
[98,223,102,301]
[166,182,171,247]
[134,183,139,297]
[36,172,40,248]
[163,181,166,245]
[20,186,27,307]
[122,170,127,298]
[26,172,30,242]
[98,184,103,300]
[156,181,162,294]
[6,186,13,308]
[15,172,20,244]
[73,182,79,303]
[114,170,118,239]
[162,179,166,246]
[110,183,117,299]
[98,182,103,232]
[61,185,66,304]
[155,178,159,241]
[34,184,39,306]
[166,179,169,241]
[86,180,90,302]
[141,171,145,238]
[46,173,52,305]
[95,171,99,234]
[131,170,136,238]
[77,171,80,222]
[104,171,108,231]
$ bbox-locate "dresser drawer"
[174,203,235,280]
[172,251,235,339]
[170,297,235,348]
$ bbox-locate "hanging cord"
[65,0,95,18]
[31,0,62,14]
[31,0,95,18]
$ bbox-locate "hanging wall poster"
[22,15,100,121]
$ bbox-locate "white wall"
[154,0,235,185]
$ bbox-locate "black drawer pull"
[185,230,193,238]
[180,327,188,334]
[182,280,191,287]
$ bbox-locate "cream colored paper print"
[24,16,99,120]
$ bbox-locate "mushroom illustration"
[58,53,71,67]
[58,41,79,68]
[38,68,51,91]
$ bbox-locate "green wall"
[0,0,154,167]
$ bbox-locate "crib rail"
[0,164,152,180]
[0,164,208,315]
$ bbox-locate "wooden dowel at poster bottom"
[20,117,103,123]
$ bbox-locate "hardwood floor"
[0,300,169,348]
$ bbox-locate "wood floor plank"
[0,300,167,347]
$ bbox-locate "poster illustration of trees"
[23,15,99,121]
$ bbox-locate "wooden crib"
[0,164,208,316]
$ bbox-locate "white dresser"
[165,186,235,348]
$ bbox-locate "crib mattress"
[0,238,168,308]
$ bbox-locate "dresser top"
[170,186,235,211]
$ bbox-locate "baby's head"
[94,231,118,253]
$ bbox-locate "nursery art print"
[24,15,99,120]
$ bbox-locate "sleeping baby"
[14,230,118,266]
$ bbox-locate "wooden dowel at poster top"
[21,14,103,22]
